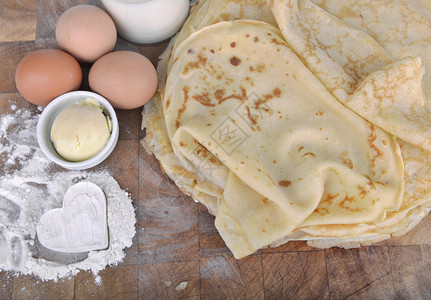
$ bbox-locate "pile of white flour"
[0,103,136,281]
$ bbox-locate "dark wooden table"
[0,0,430,299]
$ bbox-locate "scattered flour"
[0,105,136,281]
[175,281,188,291]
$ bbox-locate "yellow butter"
[50,97,112,162]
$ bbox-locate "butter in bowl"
[37,91,119,170]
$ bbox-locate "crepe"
[144,0,281,215]
[161,0,277,94]
[141,0,431,258]
[310,0,431,98]
[294,140,431,249]
[270,0,431,151]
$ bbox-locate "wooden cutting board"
[0,0,430,299]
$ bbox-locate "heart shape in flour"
[36,182,108,253]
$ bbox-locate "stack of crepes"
[141,0,431,259]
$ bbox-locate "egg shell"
[56,5,117,63]
[15,49,82,106]
[88,51,158,109]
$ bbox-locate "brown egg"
[56,5,117,63]
[89,51,158,109]
[15,49,82,106]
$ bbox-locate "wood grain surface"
[1,0,431,299]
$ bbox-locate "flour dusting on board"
[0,103,136,281]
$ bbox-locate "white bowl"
[37,91,119,170]
[101,0,189,44]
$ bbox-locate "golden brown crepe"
[141,0,431,258]
[270,0,431,151]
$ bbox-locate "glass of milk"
[101,0,189,44]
